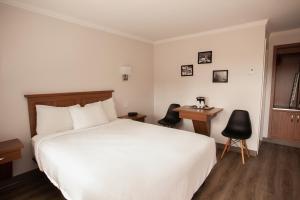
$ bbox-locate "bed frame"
[24,90,114,137]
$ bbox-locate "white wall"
[0,2,285,176]
[0,4,154,175]
[153,23,267,152]
[261,28,300,138]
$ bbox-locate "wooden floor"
[0,142,299,200]
[193,142,300,200]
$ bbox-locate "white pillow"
[101,98,118,121]
[69,102,109,130]
[36,104,80,135]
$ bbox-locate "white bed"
[32,119,216,200]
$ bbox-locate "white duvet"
[33,119,216,200]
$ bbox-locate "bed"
[25,91,216,200]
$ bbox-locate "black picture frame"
[181,65,193,76]
[198,51,212,64]
[213,70,228,83]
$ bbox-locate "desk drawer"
[179,111,208,121]
[0,151,21,164]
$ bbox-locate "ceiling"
[2,0,300,42]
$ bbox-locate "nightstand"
[0,139,24,180]
[118,114,146,122]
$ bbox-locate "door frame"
[268,42,300,139]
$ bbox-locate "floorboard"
[193,142,300,200]
[0,142,299,200]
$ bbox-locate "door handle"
[291,115,294,122]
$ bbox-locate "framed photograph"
[213,70,228,83]
[198,51,212,64]
[181,65,193,76]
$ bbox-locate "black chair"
[158,104,181,127]
[220,110,252,164]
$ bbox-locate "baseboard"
[262,137,300,148]
[216,142,257,156]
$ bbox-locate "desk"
[174,106,223,136]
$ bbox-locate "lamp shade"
[120,66,132,75]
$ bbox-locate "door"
[270,110,294,140]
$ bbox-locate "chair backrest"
[225,110,252,136]
[164,103,181,122]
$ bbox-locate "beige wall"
[153,23,266,152]
[0,3,279,176]
[262,28,300,138]
[0,4,154,175]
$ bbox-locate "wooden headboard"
[24,90,114,137]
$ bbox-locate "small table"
[118,114,146,122]
[0,139,24,180]
[174,106,223,136]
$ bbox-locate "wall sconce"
[120,66,132,81]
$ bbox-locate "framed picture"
[181,65,193,76]
[198,51,212,64]
[213,70,228,83]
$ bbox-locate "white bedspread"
[33,119,216,200]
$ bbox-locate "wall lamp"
[120,66,132,81]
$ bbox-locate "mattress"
[32,119,216,200]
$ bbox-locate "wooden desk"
[174,106,223,136]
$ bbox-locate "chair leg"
[226,138,232,152]
[221,138,230,159]
[240,140,245,165]
[243,140,250,158]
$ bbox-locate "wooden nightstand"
[0,139,24,180]
[118,114,146,122]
